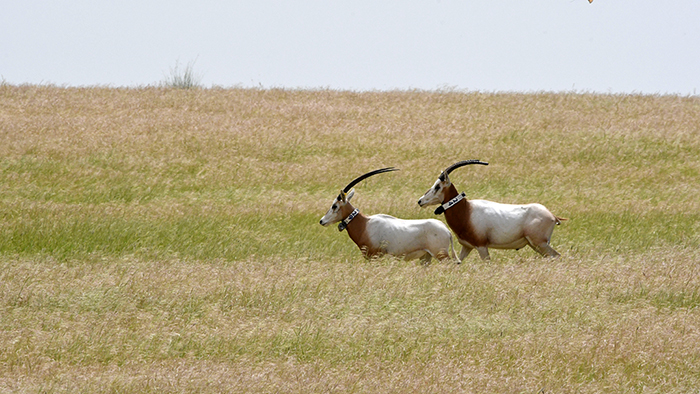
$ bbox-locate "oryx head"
[319,167,398,228]
[417,160,488,208]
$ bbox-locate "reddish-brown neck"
[341,204,380,258]
[441,184,486,247]
[441,183,460,203]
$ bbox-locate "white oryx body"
[364,215,454,260]
[418,160,565,261]
[320,168,458,263]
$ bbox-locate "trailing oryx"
[320,168,457,263]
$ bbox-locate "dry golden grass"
[1,85,699,393]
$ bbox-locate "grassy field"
[1,85,699,393]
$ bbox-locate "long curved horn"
[342,167,399,193]
[440,160,488,180]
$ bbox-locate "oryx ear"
[346,189,355,201]
[439,171,450,184]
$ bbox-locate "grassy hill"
[1,85,699,392]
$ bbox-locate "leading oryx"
[417,160,566,261]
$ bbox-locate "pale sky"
[2,1,699,95]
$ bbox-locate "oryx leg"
[526,236,561,258]
[476,247,491,261]
[419,252,433,265]
[459,246,473,263]
[434,249,453,263]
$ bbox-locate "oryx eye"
[434,184,440,191]
[332,204,338,210]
